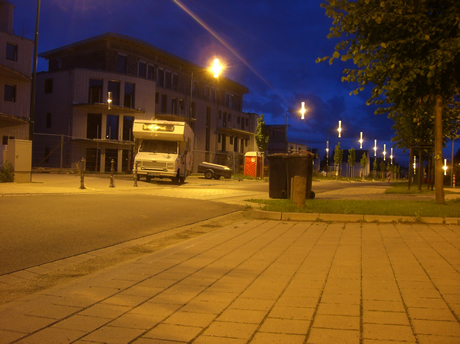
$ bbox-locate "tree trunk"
[434,94,445,203]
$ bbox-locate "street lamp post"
[285,102,306,153]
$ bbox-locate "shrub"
[0,161,14,182]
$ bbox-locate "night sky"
[10,0,448,165]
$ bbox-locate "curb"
[250,209,460,224]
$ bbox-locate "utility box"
[244,152,263,178]
[3,139,32,182]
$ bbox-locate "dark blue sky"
[10,0,422,164]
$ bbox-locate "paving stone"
[202,321,258,340]
[307,328,359,343]
[259,318,310,335]
[163,311,217,327]
[251,332,305,344]
[312,314,360,330]
[80,325,144,344]
[363,324,416,342]
[363,310,410,325]
[14,326,85,344]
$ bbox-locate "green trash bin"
[267,154,288,199]
[285,152,315,199]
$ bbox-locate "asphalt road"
[0,194,241,275]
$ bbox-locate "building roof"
[39,32,249,93]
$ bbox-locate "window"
[124,82,135,108]
[161,94,167,113]
[172,74,178,91]
[122,116,134,141]
[230,137,234,145]
[108,80,120,106]
[44,147,50,163]
[2,136,8,145]
[56,58,62,69]
[88,79,103,103]
[157,68,164,87]
[218,134,221,144]
[6,43,17,61]
[117,55,127,73]
[234,137,238,152]
[4,85,16,102]
[210,87,215,102]
[46,113,52,128]
[225,93,229,107]
[44,78,53,94]
[165,71,172,89]
[138,61,146,78]
[228,113,231,122]
[147,64,154,80]
[171,98,177,114]
[155,92,159,104]
[206,107,211,151]
[106,115,119,140]
[246,118,249,126]
[86,113,102,139]
[229,95,233,109]
[179,99,184,111]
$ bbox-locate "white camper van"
[133,119,193,184]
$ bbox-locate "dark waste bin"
[267,154,288,199]
[285,152,315,199]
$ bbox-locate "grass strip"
[246,198,460,218]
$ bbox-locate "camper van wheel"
[204,170,213,179]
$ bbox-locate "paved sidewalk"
[0,219,459,343]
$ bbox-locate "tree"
[380,161,386,180]
[255,114,270,154]
[334,142,343,177]
[360,152,368,179]
[318,0,460,203]
[373,158,378,178]
[348,147,356,178]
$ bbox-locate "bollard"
[109,159,115,188]
[292,175,306,208]
[79,158,86,189]
[133,162,138,187]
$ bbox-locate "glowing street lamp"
[373,139,377,157]
[338,121,342,138]
[210,58,222,78]
[359,132,363,149]
[390,148,393,165]
[443,159,448,175]
[107,92,112,110]
[383,144,386,161]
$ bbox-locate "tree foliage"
[255,114,270,153]
[360,152,368,170]
[318,0,460,203]
[334,142,343,165]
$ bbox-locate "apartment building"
[0,0,33,150]
[34,32,258,173]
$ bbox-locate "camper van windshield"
[140,140,177,154]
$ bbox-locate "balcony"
[72,102,145,114]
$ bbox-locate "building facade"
[0,0,33,157]
[34,33,258,173]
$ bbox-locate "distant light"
[359,132,363,149]
[338,121,342,138]
[300,102,306,120]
